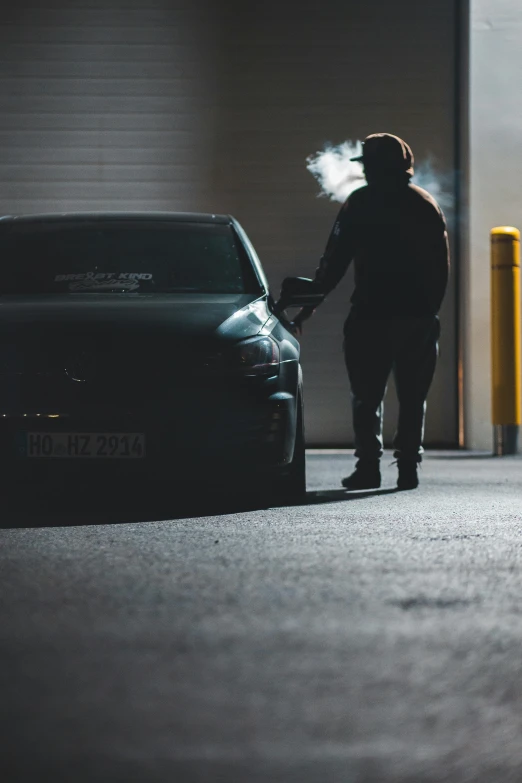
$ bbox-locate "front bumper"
[0,387,298,485]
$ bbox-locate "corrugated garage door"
[0,1,218,212]
[0,0,458,446]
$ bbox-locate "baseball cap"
[350,133,414,175]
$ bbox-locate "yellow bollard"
[491,226,521,455]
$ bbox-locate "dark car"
[0,212,322,502]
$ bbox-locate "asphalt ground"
[2,451,522,782]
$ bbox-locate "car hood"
[0,293,273,344]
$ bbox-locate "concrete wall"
[0,0,459,446]
[468,1,522,449]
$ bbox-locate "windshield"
[0,221,262,295]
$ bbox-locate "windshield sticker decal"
[68,278,140,292]
[54,273,153,282]
[54,272,153,292]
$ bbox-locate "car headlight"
[236,336,280,377]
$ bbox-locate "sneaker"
[397,459,419,490]
[342,460,381,490]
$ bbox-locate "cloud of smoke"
[306,140,454,211]
[306,141,365,203]
[412,158,454,212]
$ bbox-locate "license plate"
[20,432,146,459]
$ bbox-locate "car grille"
[0,329,225,413]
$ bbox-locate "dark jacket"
[308,178,449,319]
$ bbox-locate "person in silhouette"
[293,133,449,490]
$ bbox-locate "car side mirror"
[273,276,324,316]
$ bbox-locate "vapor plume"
[306,141,365,203]
[306,140,454,211]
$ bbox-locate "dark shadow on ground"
[306,487,402,503]
[0,484,402,530]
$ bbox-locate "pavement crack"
[389,597,476,611]
[411,534,486,542]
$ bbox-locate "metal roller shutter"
[0,1,218,212]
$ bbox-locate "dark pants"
[343,313,440,462]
